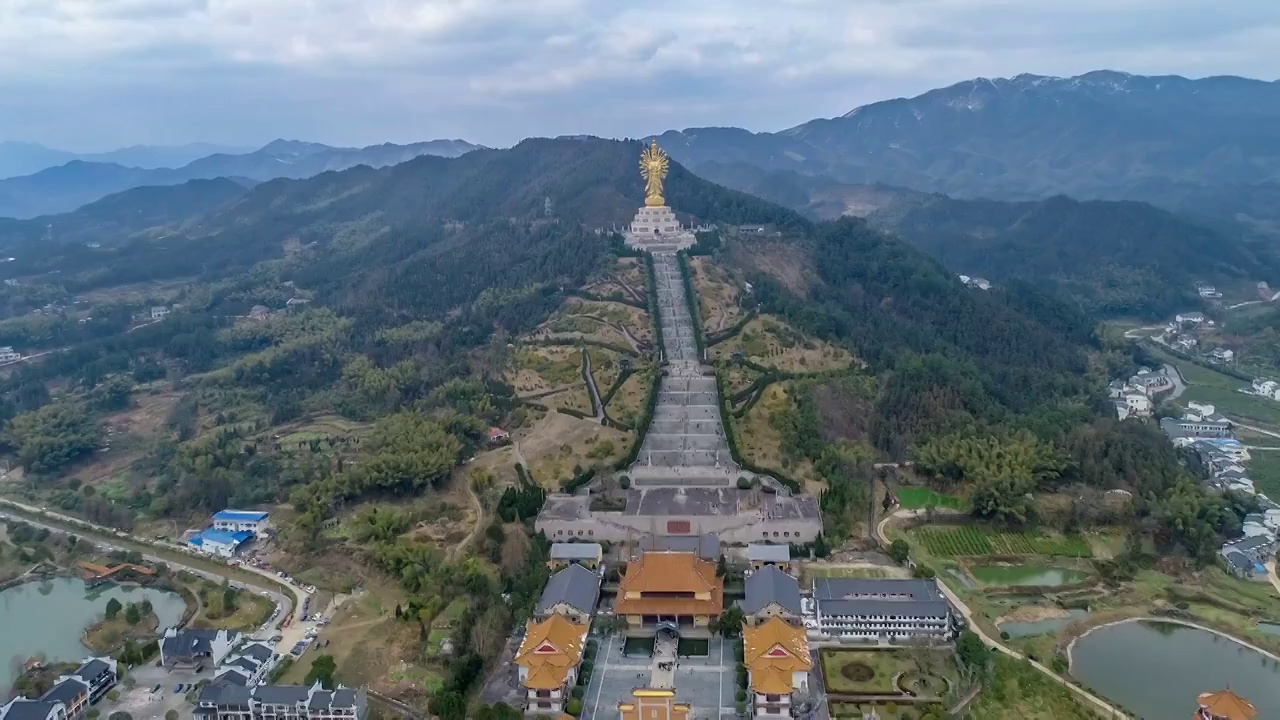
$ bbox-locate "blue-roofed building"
[187,529,254,558]
[212,510,271,534]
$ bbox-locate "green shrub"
[735,689,747,703]
[571,686,585,699]
[565,698,583,716]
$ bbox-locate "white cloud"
[0,0,1276,149]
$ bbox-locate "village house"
[741,565,803,627]
[1220,535,1276,578]
[1176,336,1199,351]
[0,699,67,720]
[160,628,242,668]
[150,306,170,320]
[742,617,812,718]
[195,682,366,720]
[1177,312,1207,324]
[213,642,278,687]
[0,346,21,363]
[212,510,271,534]
[615,550,724,638]
[484,427,510,445]
[1251,379,1280,399]
[186,528,254,558]
[32,658,118,720]
[1210,348,1236,363]
[548,542,603,571]
[1160,415,1233,444]
[248,305,271,321]
[514,614,589,716]
[535,563,601,625]
[812,578,957,643]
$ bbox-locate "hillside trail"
[582,350,605,423]
[448,474,485,562]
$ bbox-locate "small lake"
[0,577,185,695]
[969,565,1091,587]
[1071,620,1280,719]
[1000,608,1089,638]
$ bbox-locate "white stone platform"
[625,205,695,251]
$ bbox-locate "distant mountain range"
[653,70,1280,234]
[0,138,480,218]
[0,141,254,180]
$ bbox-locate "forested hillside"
[718,216,1245,559]
[697,161,1274,319]
[871,194,1278,319]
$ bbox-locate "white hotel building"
[812,578,958,643]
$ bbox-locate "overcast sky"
[1,0,1278,151]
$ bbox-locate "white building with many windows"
[812,578,957,643]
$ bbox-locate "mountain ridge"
[651,69,1280,232]
[0,138,481,219]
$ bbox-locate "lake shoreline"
[1066,616,1280,669]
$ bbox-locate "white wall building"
[212,510,271,534]
[812,578,957,642]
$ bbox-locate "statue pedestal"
[625,205,695,251]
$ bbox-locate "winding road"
[873,508,1127,718]
[0,498,308,650]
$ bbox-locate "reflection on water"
[1071,621,1280,719]
[0,577,185,695]
[999,608,1089,638]
[969,565,1090,586]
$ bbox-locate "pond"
[969,564,1091,587]
[999,608,1089,638]
[1258,622,1280,636]
[0,577,186,695]
[1071,620,1280,719]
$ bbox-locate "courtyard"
[580,633,736,720]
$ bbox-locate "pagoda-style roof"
[616,551,724,618]
[514,615,588,690]
[743,617,812,694]
[1198,689,1257,720]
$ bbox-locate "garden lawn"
[896,488,965,511]
[820,649,913,695]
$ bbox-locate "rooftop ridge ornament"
[640,139,670,207]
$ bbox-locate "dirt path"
[449,476,485,562]
[582,350,605,423]
[1235,421,1280,440]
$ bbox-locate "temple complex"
[615,549,723,638]
[1195,689,1256,720]
[617,688,690,720]
[742,617,812,718]
[513,614,589,717]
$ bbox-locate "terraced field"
[912,526,1092,558]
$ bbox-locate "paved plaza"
[580,634,738,720]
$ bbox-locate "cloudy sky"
[1,0,1278,151]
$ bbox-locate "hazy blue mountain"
[0,138,481,218]
[0,177,253,252]
[653,71,1280,230]
[0,141,253,179]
